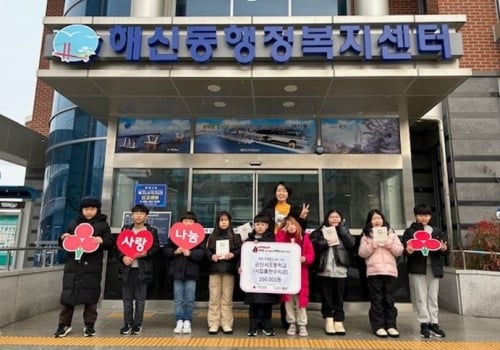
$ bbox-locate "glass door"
[192,170,320,229]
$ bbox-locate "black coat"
[163,238,206,281]
[117,223,160,284]
[242,229,280,305]
[58,213,113,306]
[206,230,242,275]
[310,223,355,272]
[401,222,449,278]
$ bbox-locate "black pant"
[318,276,346,321]
[122,268,148,326]
[249,303,273,322]
[367,275,398,331]
[59,303,97,326]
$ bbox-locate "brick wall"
[27,0,64,136]
[389,0,420,15]
[437,0,500,70]
[426,0,440,14]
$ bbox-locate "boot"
[334,321,346,335]
[325,317,335,335]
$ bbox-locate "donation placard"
[240,241,301,294]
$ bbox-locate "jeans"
[122,268,148,326]
[174,279,197,321]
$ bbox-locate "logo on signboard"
[116,229,154,258]
[168,222,205,250]
[52,24,100,63]
[62,223,100,260]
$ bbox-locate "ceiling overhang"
[39,15,471,124]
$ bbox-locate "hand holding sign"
[169,222,205,250]
[62,223,100,261]
[116,229,154,258]
[407,230,441,256]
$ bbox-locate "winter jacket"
[310,223,355,273]
[206,230,242,275]
[163,237,206,281]
[242,229,280,305]
[58,213,113,306]
[117,223,160,284]
[275,230,315,308]
[402,222,449,278]
[358,229,403,277]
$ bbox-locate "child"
[163,211,206,334]
[54,196,113,338]
[402,204,449,338]
[276,214,315,337]
[117,204,160,335]
[310,209,355,335]
[205,211,242,334]
[358,209,403,338]
[241,214,279,336]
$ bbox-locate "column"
[131,0,164,16]
[354,0,389,15]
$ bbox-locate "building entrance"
[191,170,320,228]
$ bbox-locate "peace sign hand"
[300,203,310,219]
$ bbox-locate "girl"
[310,209,355,335]
[358,209,404,338]
[205,211,242,335]
[276,214,315,337]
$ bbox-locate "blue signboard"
[52,23,454,64]
[134,184,167,207]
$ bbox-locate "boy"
[241,214,279,336]
[118,204,160,335]
[54,196,113,338]
[163,211,206,334]
[402,204,449,338]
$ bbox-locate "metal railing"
[450,249,500,270]
[0,247,63,271]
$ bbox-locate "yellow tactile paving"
[106,311,156,319]
[0,336,499,349]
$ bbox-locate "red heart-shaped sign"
[116,229,154,258]
[169,222,205,250]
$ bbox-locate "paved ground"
[0,305,499,349]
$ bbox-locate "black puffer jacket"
[402,222,449,278]
[310,223,355,272]
[117,223,160,284]
[242,229,280,305]
[206,230,242,275]
[58,213,113,305]
[163,238,206,281]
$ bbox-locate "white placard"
[322,226,339,246]
[235,222,252,242]
[239,241,301,294]
[216,239,230,258]
[373,226,388,246]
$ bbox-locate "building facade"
[30,0,500,301]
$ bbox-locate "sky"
[0,0,47,185]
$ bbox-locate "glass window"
[176,0,230,16]
[106,0,131,16]
[111,169,189,227]
[234,0,288,16]
[49,109,107,144]
[292,0,348,16]
[64,0,131,16]
[322,169,404,229]
[192,173,253,228]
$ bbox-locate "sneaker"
[247,327,258,336]
[334,321,346,335]
[120,324,132,335]
[131,324,142,335]
[420,323,430,338]
[387,328,400,338]
[54,324,72,338]
[182,320,192,334]
[174,320,184,334]
[429,323,446,338]
[208,326,219,335]
[222,326,233,334]
[287,323,296,336]
[298,325,308,337]
[262,326,276,336]
[375,328,388,338]
[83,324,96,337]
